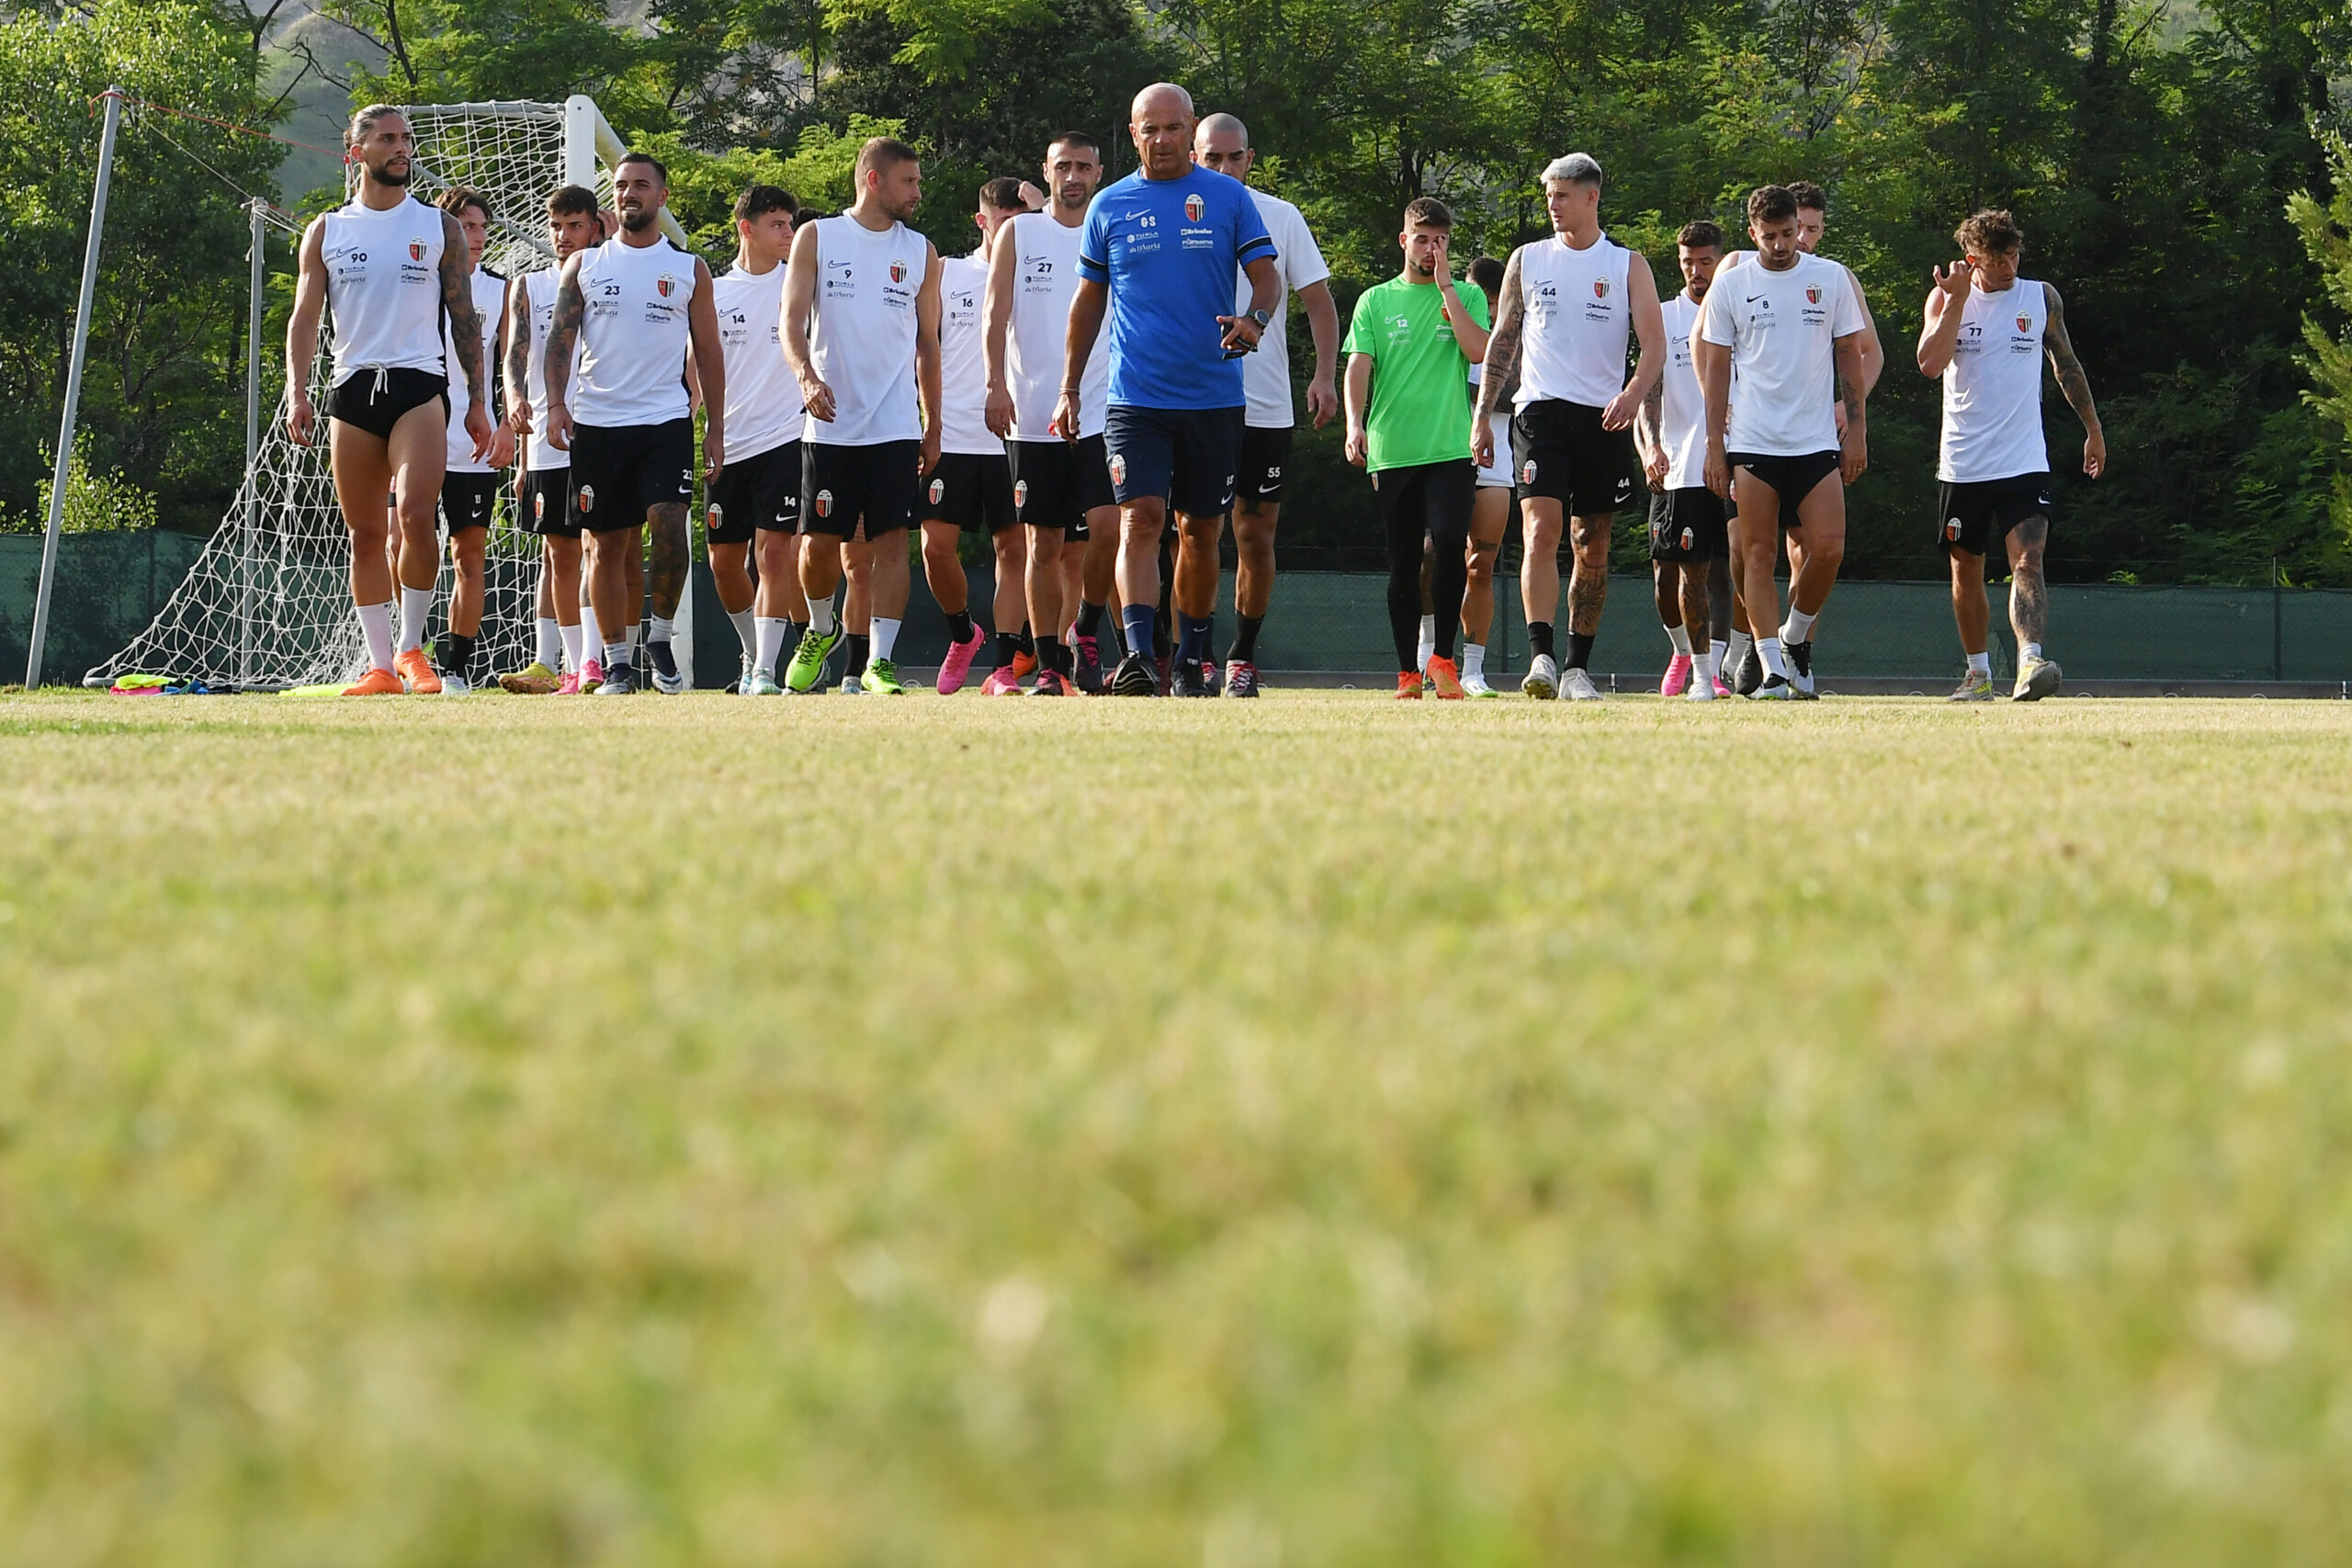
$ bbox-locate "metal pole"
[26,85,124,690]
[240,198,266,691]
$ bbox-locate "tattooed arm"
[503,273,534,433]
[438,213,492,459]
[2043,282,2106,479]
[1471,246,1524,466]
[541,254,586,452]
[1634,375,1668,491]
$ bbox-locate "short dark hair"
[856,137,921,183]
[734,185,797,224]
[1676,219,1724,252]
[795,208,830,224]
[616,151,668,186]
[1955,209,2024,257]
[1468,255,1505,294]
[979,176,1027,212]
[1403,196,1453,231]
[546,184,599,220]
[1046,130,1100,157]
[437,185,492,223]
[1789,180,1827,214]
[1747,185,1798,226]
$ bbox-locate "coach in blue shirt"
[1058,82,1280,697]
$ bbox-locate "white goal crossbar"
[88,96,695,691]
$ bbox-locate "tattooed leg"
[648,502,691,619]
[2007,514,2049,649]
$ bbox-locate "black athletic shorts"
[1374,458,1476,546]
[440,469,500,534]
[923,450,1017,534]
[706,439,801,546]
[1236,423,1294,509]
[520,468,578,538]
[1104,404,1242,517]
[1648,486,1731,561]
[570,419,694,535]
[1010,436,1114,539]
[802,438,919,538]
[1728,450,1841,517]
[1510,399,1641,516]
[1938,471,2052,558]
[327,367,447,440]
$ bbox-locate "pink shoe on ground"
[935,625,987,694]
[1661,652,1693,697]
[556,670,584,695]
[980,665,1026,696]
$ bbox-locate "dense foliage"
[6,0,2350,581]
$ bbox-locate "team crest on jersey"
[1184,194,1204,222]
[408,239,426,261]
[1592,278,1610,299]
[1109,453,1127,486]
[657,274,677,299]
[2017,313,2032,333]
[1012,479,1027,507]
[929,478,944,505]
[815,489,833,518]
[577,485,595,513]
[1805,286,1822,304]
[1520,459,1537,486]
[889,259,908,283]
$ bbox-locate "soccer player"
[1193,113,1338,697]
[1696,185,1869,700]
[1343,197,1490,699]
[1917,208,2105,701]
[1454,254,1513,696]
[1634,219,1732,702]
[542,151,725,696]
[779,137,943,696]
[1472,152,1664,701]
[431,186,514,694]
[1060,83,1278,697]
[707,184,811,697]
[988,132,1118,697]
[926,177,1029,694]
[286,106,492,695]
[499,184,602,694]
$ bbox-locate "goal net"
[87,96,695,690]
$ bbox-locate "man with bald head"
[1060,82,1280,696]
[1193,112,1337,697]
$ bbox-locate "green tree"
[2290,130,2352,572]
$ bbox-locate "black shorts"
[520,468,579,538]
[1938,472,2052,558]
[1010,436,1114,539]
[801,439,919,538]
[1236,423,1294,510]
[440,469,500,534]
[1104,404,1243,517]
[923,450,1017,534]
[1648,486,1731,561]
[707,439,801,546]
[570,419,695,535]
[1510,399,1640,516]
[1728,450,1841,517]
[327,367,447,440]
[1374,458,1475,547]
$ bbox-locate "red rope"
[101,92,348,161]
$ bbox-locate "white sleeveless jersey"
[1515,232,1633,410]
[805,215,930,446]
[1657,290,1710,489]
[710,262,801,462]
[518,269,571,471]
[1939,280,2050,483]
[571,237,698,428]
[441,267,504,472]
[1002,211,1108,440]
[320,197,448,386]
[935,253,999,456]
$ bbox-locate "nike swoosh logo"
[1747,294,1769,303]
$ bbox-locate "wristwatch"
[1247,308,1272,332]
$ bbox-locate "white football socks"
[604,639,632,670]
[1666,623,1692,656]
[536,615,562,671]
[754,617,790,677]
[1728,628,1755,665]
[1417,615,1435,671]
[1757,636,1791,680]
[2022,641,2044,662]
[356,601,395,671]
[581,604,602,660]
[396,584,434,655]
[1969,651,1992,677]
[1781,607,1816,644]
[728,606,755,657]
[808,598,836,637]
[1463,643,1487,682]
[650,615,675,647]
[558,620,585,672]
[872,616,901,660]
[1699,643,1723,682]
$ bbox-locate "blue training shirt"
[1080,166,1276,411]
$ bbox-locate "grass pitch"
[3,688,2349,1567]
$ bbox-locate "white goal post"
[88,95,697,691]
